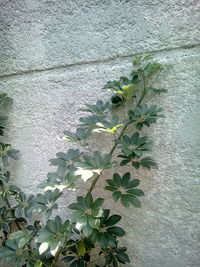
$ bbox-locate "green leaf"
[105,252,113,265]
[116,250,130,263]
[131,132,139,143]
[120,194,130,207]
[2,155,9,168]
[106,173,144,208]
[143,62,162,76]
[0,239,29,267]
[36,217,71,256]
[107,226,125,237]
[36,230,52,243]
[68,203,85,211]
[62,256,75,263]
[125,179,140,189]
[9,184,21,193]
[92,198,104,210]
[106,179,116,187]
[85,193,93,208]
[7,149,19,160]
[112,191,121,202]
[128,104,164,130]
[88,216,100,229]
[118,132,152,157]
[105,215,121,227]
[63,129,91,145]
[121,173,131,187]
[99,233,109,248]
[0,93,12,105]
[75,151,115,182]
[82,224,93,237]
[79,100,111,115]
[127,189,144,196]
[111,95,124,106]
[113,173,121,187]
[9,230,25,239]
[140,157,157,169]
[132,161,140,169]
[79,115,105,130]
[77,240,86,256]
[104,76,139,101]
[127,195,141,208]
[30,189,62,218]
[150,87,168,94]
[70,259,85,267]
[50,149,80,166]
[18,236,30,248]
[105,185,116,192]
[92,208,103,217]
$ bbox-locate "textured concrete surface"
[0,0,200,77]
[0,1,200,266]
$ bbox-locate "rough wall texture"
[0,1,200,266]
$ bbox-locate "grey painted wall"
[0,1,200,266]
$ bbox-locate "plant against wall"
[0,56,170,267]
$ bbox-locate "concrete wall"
[1,1,200,266]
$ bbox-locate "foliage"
[0,239,30,267]
[75,151,115,182]
[99,245,130,266]
[105,173,144,207]
[0,55,168,266]
[36,216,71,256]
[78,114,122,134]
[0,94,12,137]
[117,132,152,157]
[89,209,124,248]
[29,189,63,218]
[104,75,140,101]
[0,207,15,232]
[79,100,111,116]
[63,129,91,146]
[0,142,19,168]
[69,193,104,237]
[128,104,164,130]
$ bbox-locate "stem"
[51,245,72,267]
[88,173,101,193]
[51,247,63,267]
[5,198,22,230]
[88,123,129,193]
[137,70,146,105]
[5,195,34,252]
[140,70,146,95]
[53,72,149,265]
[149,68,163,89]
[88,80,147,193]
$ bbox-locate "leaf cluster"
[69,193,104,237]
[105,173,144,208]
[128,104,164,130]
[0,55,168,266]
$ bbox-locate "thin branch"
[52,247,63,267]
[53,66,161,265]
[5,198,22,231]
[88,78,147,193]
[140,70,146,95]
[149,68,163,89]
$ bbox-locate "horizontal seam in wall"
[0,42,200,81]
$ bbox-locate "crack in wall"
[0,42,200,81]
